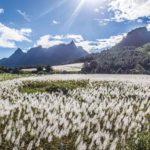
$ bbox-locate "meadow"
[0,74,21,81]
[0,74,150,150]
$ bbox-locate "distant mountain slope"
[0,41,88,67]
[82,27,150,74]
[117,27,150,48]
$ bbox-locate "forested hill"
[81,27,150,74]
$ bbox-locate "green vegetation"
[0,74,21,81]
[125,131,150,150]
[81,46,150,74]
[36,65,53,74]
[45,65,53,73]
[137,43,150,55]
[19,80,89,94]
[1,77,150,149]
[0,65,54,75]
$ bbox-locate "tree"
[81,62,90,73]
[45,65,53,73]
[12,68,20,74]
[37,66,43,72]
[90,60,98,69]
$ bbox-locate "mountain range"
[1,26,150,74]
[0,41,88,67]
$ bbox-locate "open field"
[52,63,83,72]
[0,74,150,149]
[21,63,84,73]
[0,74,24,81]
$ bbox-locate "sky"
[0,0,150,58]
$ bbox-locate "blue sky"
[0,0,150,58]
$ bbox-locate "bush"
[37,66,43,72]
[45,65,53,73]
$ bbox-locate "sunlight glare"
[84,0,105,7]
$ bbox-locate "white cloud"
[97,33,126,49]
[76,41,97,52]
[20,28,32,36]
[108,0,150,22]
[77,33,126,52]
[0,23,32,48]
[36,33,126,53]
[147,24,150,31]
[0,8,4,14]
[36,35,63,48]
[17,10,31,22]
[36,34,84,48]
[65,34,84,42]
[52,20,60,25]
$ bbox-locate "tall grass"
[0,75,149,149]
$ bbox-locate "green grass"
[0,73,32,81]
[19,80,89,94]
[0,73,20,81]
[118,130,150,150]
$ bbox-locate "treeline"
[0,66,20,74]
[0,65,53,74]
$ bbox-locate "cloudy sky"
[0,0,150,58]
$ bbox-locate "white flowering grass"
[0,74,150,149]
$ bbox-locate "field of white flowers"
[0,74,150,150]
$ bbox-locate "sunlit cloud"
[35,32,126,53]
[147,24,150,31]
[36,35,63,48]
[0,23,32,48]
[96,33,126,49]
[36,34,84,48]
[108,0,150,22]
[65,34,84,42]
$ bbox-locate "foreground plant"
[0,75,149,149]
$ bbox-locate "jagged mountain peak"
[67,40,77,48]
[14,48,24,54]
[11,48,24,58]
[70,40,76,45]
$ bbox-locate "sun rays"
[64,0,86,30]
[38,0,68,19]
